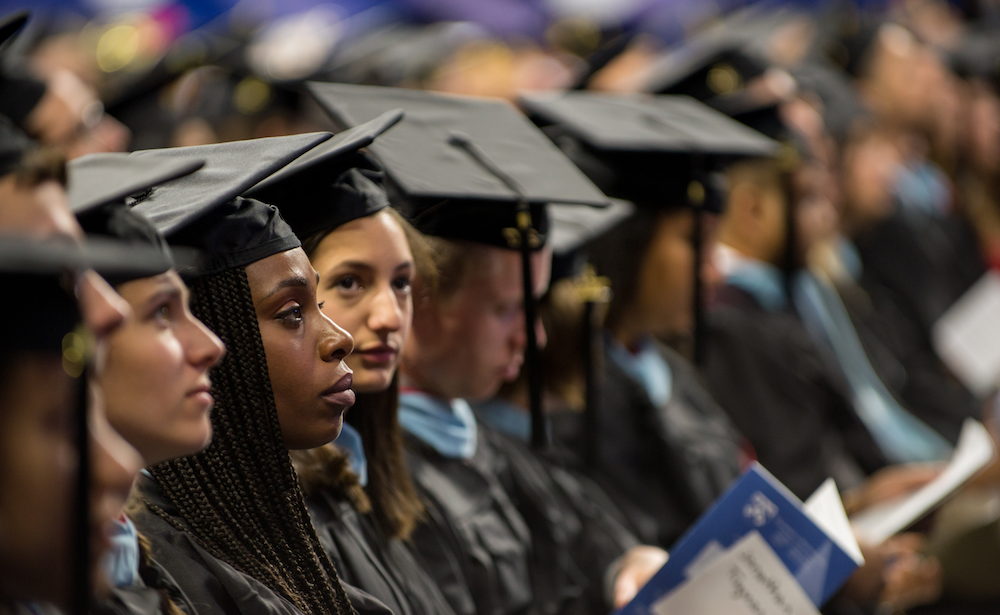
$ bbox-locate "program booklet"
[617,463,863,615]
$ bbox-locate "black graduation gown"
[478,421,641,615]
[305,489,458,615]
[404,433,533,615]
[702,284,888,500]
[550,340,743,549]
[853,206,984,334]
[130,475,393,615]
[834,275,981,445]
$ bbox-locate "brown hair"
[298,208,430,541]
[142,267,355,615]
[14,147,67,188]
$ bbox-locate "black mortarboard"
[0,237,82,353]
[0,10,28,52]
[0,11,45,130]
[524,91,778,367]
[520,92,779,213]
[307,82,610,251]
[245,109,403,239]
[0,113,32,176]
[68,154,205,216]
[644,40,770,100]
[0,235,184,351]
[548,199,635,258]
[128,132,333,277]
[68,153,206,285]
[308,81,611,451]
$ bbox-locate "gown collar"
[398,389,478,459]
[605,334,673,407]
[715,243,787,312]
[102,513,140,588]
[333,423,368,487]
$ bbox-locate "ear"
[727,180,765,236]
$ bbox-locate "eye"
[392,275,412,293]
[152,303,172,326]
[276,304,304,328]
[335,276,360,292]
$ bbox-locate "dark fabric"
[551,340,742,548]
[93,587,167,615]
[0,71,45,128]
[479,423,641,615]
[306,490,457,615]
[404,433,532,615]
[132,475,393,615]
[702,284,888,500]
[837,275,981,445]
[306,82,608,208]
[853,207,986,336]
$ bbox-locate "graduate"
[65,153,228,615]
[516,91,774,548]
[308,81,671,615]
[119,132,391,615]
[0,237,163,615]
[244,110,461,615]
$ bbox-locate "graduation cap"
[67,153,206,285]
[307,81,612,450]
[245,109,403,239]
[0,10,28,52]
[521,90,778,365]
[0,11,45,131]
[549,199,634,466]
[0,237,84,353]
[128,132,333,277]
[521,91,778,212]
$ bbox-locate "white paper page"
[803,479,864,565]
[932,271,1000,397]
[851,419,996,544]
[651,531,821,615]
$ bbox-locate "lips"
[357,343,398,367]
[322,372,356,407]
[186,380,214,407]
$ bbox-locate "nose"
[184,316,227,370]
[368,285,403,335]
[76,270,130,346]
[319,311,355,363]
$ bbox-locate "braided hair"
[142,266,355,615]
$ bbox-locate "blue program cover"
[617,463,859,615]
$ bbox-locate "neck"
[399,370,451,402]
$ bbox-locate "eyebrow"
[143,284,183,307]
[262,275,313,300]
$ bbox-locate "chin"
[286,417,344,451]
[352,370,394,394]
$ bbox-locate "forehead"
[245,248,315,294]
[314,211,411,264]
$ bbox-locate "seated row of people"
[1,58,982,615]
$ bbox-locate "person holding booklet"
[304,81,675,615]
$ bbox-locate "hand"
[844,463,943,515]
[612,546,669,609]
[879,534,942,612]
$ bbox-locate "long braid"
[143,267,355,615]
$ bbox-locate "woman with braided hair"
[118,133,393,615]
[248,149,462,615]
